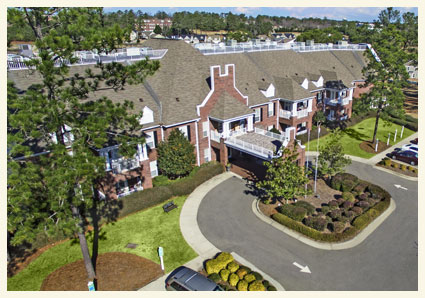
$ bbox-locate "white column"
[307,98,313,112]
[223,121,230,138]
[248,115,254,131]
[292,102,297,116]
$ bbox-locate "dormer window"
[139,106,154,125]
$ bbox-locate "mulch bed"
[359,140,391,154]
[259,178,342,217]
[40,252,163,291]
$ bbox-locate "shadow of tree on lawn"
[342,128,369,141]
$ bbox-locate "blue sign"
[158,246,164,257]
[88,281,95,291]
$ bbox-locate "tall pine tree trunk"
[372,108,381,144]
[71,206,96,281]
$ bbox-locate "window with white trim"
[145,131,155,149]
[202,121,209,138]
[254,108,262,122]
[178,125,191,141]
[150,160,158,177]
[268,102,274,117]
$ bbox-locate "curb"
[251,196,396,250]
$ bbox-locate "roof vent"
[295,73,298,76]
[262,78,265,81]
[139,98,144,102]
[175,97,180,102]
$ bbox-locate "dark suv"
[390,149,418,165]
[165,266,223,291]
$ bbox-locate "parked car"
[390,149,418,165]
[165,266,223,291]
[401,144,418,153]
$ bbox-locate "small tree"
[317,128,351,179]
[153,24,162,34]
[157,129,196,179]
[313,110,326,127]
[257,144,310,204]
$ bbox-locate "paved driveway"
[197,161,418,290]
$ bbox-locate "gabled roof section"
[273,77,312,101]
[209,90,253,120]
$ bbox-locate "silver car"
[165,266,223,291]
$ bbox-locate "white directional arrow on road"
[293,262,311,274]
[394,184,408,190]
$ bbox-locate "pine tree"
[157,129,196,179]
[257,145,310,204]
[7,8,159,285]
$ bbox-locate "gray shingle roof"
[209,91,253,120]
[273,76,313,100]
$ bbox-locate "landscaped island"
[259,173,391,242]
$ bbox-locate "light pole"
[314,125,321,193]
[305,128,310,199]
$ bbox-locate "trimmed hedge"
[293,201,316,215]
[237,280,248,291]
[278,204,307,222]
[228,273,239,287]
[118,162,224,218]
[248,280,266,291]
[331,173,359,192]
[220,269,230,282]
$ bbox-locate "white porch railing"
[279,109,292,119]
[210,128,247,142]
[210,130,221,142]
[342,97,350,106]
[296,109,309,119]
[225,137,277,159]
[254,127,289,144]
[110,157,140,174]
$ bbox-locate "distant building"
[143,18,172,32]
[405,61,418,79]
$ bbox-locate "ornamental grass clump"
[237,280,248,291]
[236,268,248,279]
[244,273,256,283]
[248,280,266,291]
[227,261,239,273]
[229,273,239,287]
[220,269,230,282]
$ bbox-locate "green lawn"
[305,117,415,159]
[8,195,197,291]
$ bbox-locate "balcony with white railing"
[7,48,168,70]
[110,157,140,174]
[342,97,350,106]
[210,128,247,142]
[296,109,309,119]
[225,137,277,160]
[325,96,350,106]
[279,109,292,119]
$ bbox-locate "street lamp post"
[314,125,321,193]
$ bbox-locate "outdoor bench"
[163,201,178,213]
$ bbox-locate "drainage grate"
[126,243,138,249]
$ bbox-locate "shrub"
[353,181,370,195]
[336,198,345,206]
[367,198,376,207]
[353,208,381,230]
[400,164,407,171]
[236,268,249,279]
[330,175,343,190]
[331,173,359,192]
[384,159,392,167]
[330,209,343,221]
[208,273,221,283]
[293,201,316,215]
[344,210,355,221]
[413,168,418,174]
[330,221,346,233]
[252,271,263,281]
[262,280,270,288]
[351,206,363,215]
[329,200,339,210]
[216,252,234,267]
[244,273,256,283]
[229,273,239,287]
[206,259,223,275]
[321,205,330,214]
[220,269,230,282]
[227,261,239,273]
[248,280,266,291]
[278,204,307,221]
[239,265,251,273]
[341,179,358,192]
[343,201,354,210]
[367,184,390,201]
[342,192,355,202]
[267,286,277,291]
[392,162,400,169]
[357,201,370,210]
[304,216,327,231]
[408,166,414,171]
[358,193,368,201]
[237,280,249,291]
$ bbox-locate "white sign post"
[375,139,379,152]
[158,246,165,272]
[387,133,390,146]
[394,129,397,142]
[401,126,405,138]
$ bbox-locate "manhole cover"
[126,243,138,249]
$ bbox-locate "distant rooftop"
[7,47,168,70]
[193,41,368,56]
